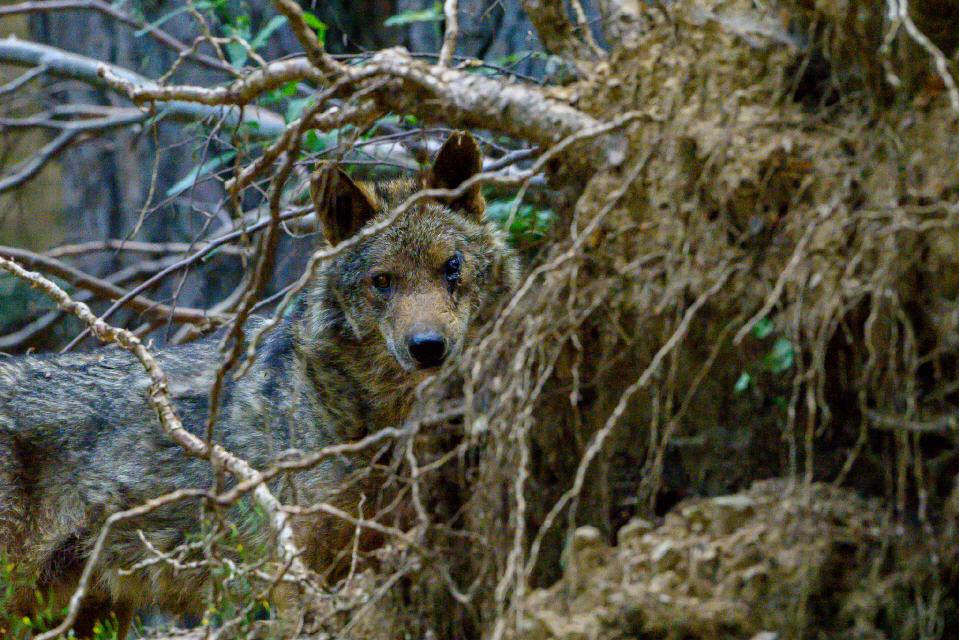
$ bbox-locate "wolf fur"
[0,132,519,637]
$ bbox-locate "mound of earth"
[515,480,938,640]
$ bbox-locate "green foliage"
[733,317,796,398]
[166,150,237,198]
[304,129,331,153]
[249,15,288,50]
[733,371,752,394]
[139,2,298,69]
[284,96,316,123]
[764,337,795,374]
[485,198,555,247]
[751,317,774,339]
[0,556,68,639]
[384,3,443,27]
[301,11,328,43]
[261,81,299,105]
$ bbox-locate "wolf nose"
[407,332,446,368]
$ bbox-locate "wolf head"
[306,132,519,374]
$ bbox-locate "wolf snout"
[407,331,447,368]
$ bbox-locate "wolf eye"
[444,254,461,284]
[371,273,392,292]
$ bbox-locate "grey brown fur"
[0,132,519,637]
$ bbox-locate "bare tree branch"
[359,47,626,168]
[0,245,225,327]
[0,63,45,95]
[0,109,146,193]
[10,35,628,172]
[98,56,321,107]
[45,239,245,259]
[0,36,285,137]
[439,0,459,67]
[0,0,233,73]
[0,255,184,351]
[60,205,312,350]
[271,0,342,77]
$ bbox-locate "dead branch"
[98,57,321,107]
[0,36,286,137]
[58,204,312,350]
[0,63,45,95]
[89,33,626,171]
[866,408,959,433]
[0,108,145,193]
[0,254,185,351]
[358,47,626,168]
[0,245,225,327]
[271,0,342,77]
[0,0,232,73]
[45,239,245,259]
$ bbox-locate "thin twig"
[0,245,223,326]
[887,0,959,113]
[0,63,45,95]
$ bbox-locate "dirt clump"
[514,480,939,640]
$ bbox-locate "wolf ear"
[426,131,485,220]
[310,163,377,245]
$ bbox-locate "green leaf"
[302,11,328,44]
[752,317,775,339]
[384,3,443,26]
[250,15,288,50]
[304,129,330,153]
[733,372,752,394]
[166,151,237,198]
[285,96,316,123]
[484,199,555,244]
[225,40,248,68]
[260,80,298,105]
[223,18,252,68]
[764,337,795,374]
